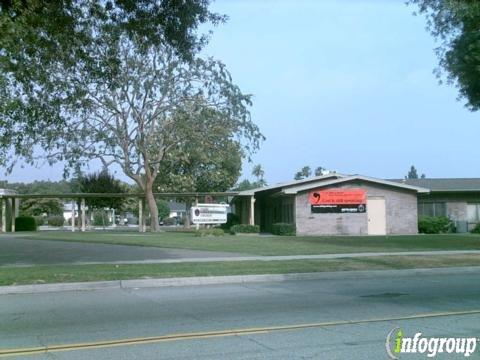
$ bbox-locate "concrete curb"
[1,266,480,295]
[0,281,120,295]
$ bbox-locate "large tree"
[409,1,480,110]
[14,36,262,231]
[0,2,262,232]
[0,0,225,169]
[154,106,246,226]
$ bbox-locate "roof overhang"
[282,175,430,195]
[236,173,346,196]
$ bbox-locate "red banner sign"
[309,189,366,205]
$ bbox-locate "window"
[418,202,446,217]
[467,204,480,222]
[282,203,293,223]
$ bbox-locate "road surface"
[1,268,480,359]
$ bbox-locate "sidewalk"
[2,266,480,295]
[10,249,479,267]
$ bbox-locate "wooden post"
[1,199,6,233]
[11,198,16,233]
[71,200,75,232]
[138,198,144,233]
[249,196,255,226]
[81,198,86,232]
[112,208,116,228]
[14,199,19,216]
[194,196,199,230]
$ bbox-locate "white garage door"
[367,198,386,235]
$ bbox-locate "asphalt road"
[1,268,480,359]
[0,236,245,266]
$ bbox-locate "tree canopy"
[79,170,126,210]
[156,199,171,220]
[154,107,245,194]
[0,179,75,194]
[406,165,426,179]
[234,164,267,191]
[6,32,263,231]
[409,1,480,110]
[0,0,225,169]
[294,166,312,180]
[19,198,63,216]
[407,165,419,179]
[0,1,263,231]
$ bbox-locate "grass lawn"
[1,254,479,286]
[11,231,480,256]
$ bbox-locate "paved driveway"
[0,236,245,266]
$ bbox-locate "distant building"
[167,201,187,220]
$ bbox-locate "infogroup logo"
[385,328,478,359]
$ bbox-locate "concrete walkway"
[4,249,480,267]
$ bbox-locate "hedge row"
[230,224,260,235]
[14,216,37,231]
[271,223,296,236]
[194,228,225,237]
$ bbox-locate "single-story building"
[391,178,480,232]
[233,174,429,236]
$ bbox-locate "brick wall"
[295,182,418,235]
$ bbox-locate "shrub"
[194,228,225,237]
[15,216,37,231]
[47,215,65,227]
[471,223,480,234]
[221,213,240,230]
[33,216,45,226]
[230,224,260,235]
[418,216,455,234]
[68,217,81,226]
[271,223,296,236]
[92,211,108,226]
[163,217,177,226]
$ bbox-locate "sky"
[2,0,479,185]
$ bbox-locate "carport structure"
[0,191,238,233]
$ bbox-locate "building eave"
[283,175,430,194]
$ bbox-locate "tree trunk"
[184,199,192,228]
[145,181,160,232]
